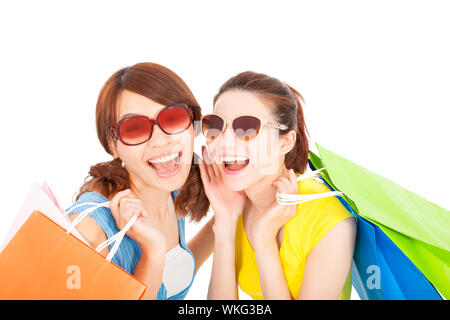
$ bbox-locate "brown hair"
[213,71,309,174]
[77,62,209,222]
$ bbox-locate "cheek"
[248,131,279,162]
[116,144,143,164]
[248,130,282,175]
[173,128,195,173]
[115,144,149,180]
[182,128,194,156]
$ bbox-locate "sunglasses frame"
[110,103,194,146]
[201,113,289,141]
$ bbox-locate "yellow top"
[235,176,355,300]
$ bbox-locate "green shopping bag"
[312,143,450,299]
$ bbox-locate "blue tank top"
[65,190,195,300]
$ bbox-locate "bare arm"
[133,245,165,299]
[207,221,239,300]
[297,217,356,299]
[198,147,246,300]
[68,213,109,257]
[187,217,215,274]
[254,239,291,299]
[253,217,356,300]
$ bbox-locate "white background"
[0,1,448,300]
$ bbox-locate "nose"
[221,123,237,145]
[217,123,244,155]
[146,123,174,149]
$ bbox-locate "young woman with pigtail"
[200,71,356,300]
[66,62,214,300]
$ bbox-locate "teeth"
[148,152,180,164]
[220,156,249,163]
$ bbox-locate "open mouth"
[147,151,183,178]
[221,156,250,174]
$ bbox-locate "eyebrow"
[119,113,143,121]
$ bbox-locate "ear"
[279,130,296,156]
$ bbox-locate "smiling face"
[110,89,194,193]
[207,89,296,191]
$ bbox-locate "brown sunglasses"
[201,113,288,142]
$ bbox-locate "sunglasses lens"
[233,116,261,141]
[119,116,153,145]
[202,115,224,141]
[159,105,192,134]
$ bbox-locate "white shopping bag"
[0,183,90,253]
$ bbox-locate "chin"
[164,162,192,192]
[221,170,253,192]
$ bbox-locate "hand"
[109,189,166,253]
[198,146,247,230]
[246,169,299,251]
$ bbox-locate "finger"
[202,146,216,179]
[212,161,223,181]
[279,176,291,185]
[201,146,210,164]
[275,176,296,194]
[272,180,287,192]
[127,205,141,218]
[120,202,141,221]
[198,156,211,184]
[109,189,131,219]
[274,172,290,187]
[269,202,296,223]
[110,189,131,208]
[279,177,292,192]
[273,180,289,194]
[121,202,148,218]
[207,149,222,178]
[280,175,295,190]
[120,198,149,218]
[272,178,282,187]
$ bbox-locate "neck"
[129,179,172,222]
[244,163,289,215]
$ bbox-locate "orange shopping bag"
[0,201,147,299]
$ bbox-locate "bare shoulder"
[317,217,357,250]
[299,217,356,299]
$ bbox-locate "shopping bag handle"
[65,201,111,234]
[64,201,138,262]
[276,168,343,205]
